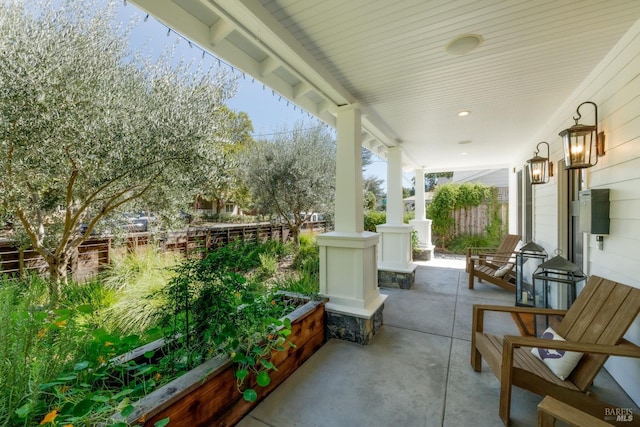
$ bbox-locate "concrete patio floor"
[238,256,639,427]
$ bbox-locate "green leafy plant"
[101,248,182,337]
[3,238,310,424]
[258,253,279,278]
[0,275,167,427]
[448,234,499,254]
[411,230,420,252]
[34,328,165,427]
[159,243,302,402]
[427,182,498,248]
[363,211,386,232]
[0,276,85,426]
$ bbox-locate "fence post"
[18,248,24,278]
[105,238,111,266]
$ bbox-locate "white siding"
[524,17,640,404]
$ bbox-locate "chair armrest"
[538,396,612,427]
[473,304,567,317]
[466,246,496,257]
[471,304,567,337]
[504,335,640,358]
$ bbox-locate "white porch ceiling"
[129,0,640,172]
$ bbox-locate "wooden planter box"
[113,298,326,427]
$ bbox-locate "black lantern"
[559,101,605,169]
[532,252,587,334]
[527,142,553,185]
[515,241,547,307]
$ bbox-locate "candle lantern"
[531,252,587,334]
[515,241,547,307]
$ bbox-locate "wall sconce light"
[527,142,553,185]
[559,101,605,169]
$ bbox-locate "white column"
[415,168,426,220]
[409,168,435,259]
[317,105,386,317]
[376,147,416,273]
[334,106,364,233]
[385,147,404,225]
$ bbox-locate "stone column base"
[413,247,435,261]
[378,267,416,289]
[325,303,384,345]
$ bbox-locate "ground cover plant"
[1,237,319,426]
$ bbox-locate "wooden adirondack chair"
[466,233,521,272]
[471,275,640,426]
[467,234,521,292]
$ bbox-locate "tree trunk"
[290,225,300,248]
[46,252,71,305]
[215,198,224,214]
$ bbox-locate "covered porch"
[128,0,640,419]
[239,257,638,426]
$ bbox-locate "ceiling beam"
[209,19,233,47]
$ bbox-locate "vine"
[427,183,497,247]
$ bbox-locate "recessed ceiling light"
[446,34,483,56]
[458,110,470,117]
[461,152,468,155]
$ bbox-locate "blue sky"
[118,1,395,189]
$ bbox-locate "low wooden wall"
[115,299,326,427]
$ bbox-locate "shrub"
[0,276,92,426]
[363,211,386,232]
[293,234,318,270]
[100,248,183,337]
[427,182,497,248]
[448,234,500,254]
[258,252,279,278]
[102,247,183,292]
[160,262,299,402]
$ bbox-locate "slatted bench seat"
[468,261,516,292]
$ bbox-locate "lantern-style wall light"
[559,101,605,169]
[527,142,553,184]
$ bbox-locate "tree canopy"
[0,0,238,300]
[242,123,335,245]
[197,108,254,214]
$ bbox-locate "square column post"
[409,168,435,260]
[377,147,417,288]
[317,105,386,345]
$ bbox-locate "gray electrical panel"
[579,189,610,235]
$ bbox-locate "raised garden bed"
[112,298,326,427]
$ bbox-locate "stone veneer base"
[413,248,434,261]
[325,303,384,345]
[378,268,416,289]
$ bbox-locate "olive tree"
[0,1,237,301]
[243,123,335,245]
[198,108,254,215]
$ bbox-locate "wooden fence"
[0,221,329,282]
[451,203,508,236]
